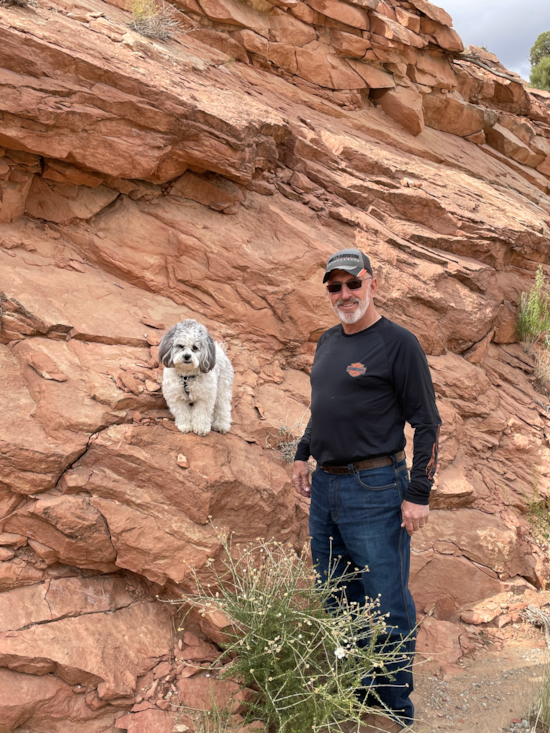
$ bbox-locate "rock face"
[1,0,550,726]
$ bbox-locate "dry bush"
[0,0,31,7]
[534,348,550,395]
[128,0,180,40]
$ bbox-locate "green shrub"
[525,471,550,551]
[128,0,179,40]
[179,533,413,733]
[531,57,550,93]
[516,266,550,349]
[530,31,550,68]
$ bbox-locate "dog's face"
[159,320,216,373]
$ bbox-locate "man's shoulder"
[317,324,341,347]
[378,317,423,350]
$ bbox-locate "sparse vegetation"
[516,266,550,351]
[194,704,234,733]
[177,532,413,733]
[524,471,550,551]
[128,0,180,41]
[266,408,310,464]
[0,0,31,7]
[535,348,550,395]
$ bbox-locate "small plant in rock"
[128,0,179,41]
[193,704,234,733]
[266,408,310,464]
[0,0,31,7]
[177,532,413,733]
[516,266,550,351]
[534,349,550,395]
[528,659,550,731]
[524,471,550,552]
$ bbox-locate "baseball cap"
[323,248,373,283]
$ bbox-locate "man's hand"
[292,460,311,498]
[401,500,429,536]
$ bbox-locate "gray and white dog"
[159,319,234,436]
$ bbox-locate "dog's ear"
[199,333,217,373]
[159,326,177,367]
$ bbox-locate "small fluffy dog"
[159,320,234,436]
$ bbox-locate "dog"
[159,319,234,436]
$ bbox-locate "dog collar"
[179,374,197,397]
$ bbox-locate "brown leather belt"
[321,451,406,475]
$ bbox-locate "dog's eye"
[191,345,198,352]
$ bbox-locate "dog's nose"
[183,354,191,362]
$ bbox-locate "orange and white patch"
[346,362,366,377]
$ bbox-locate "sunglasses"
[326,277,371,294]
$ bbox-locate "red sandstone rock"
[115,708,173,732]
[377,86,424,136]
[423,91,492,136]
[306,0,370,29]
[0,0,550,721]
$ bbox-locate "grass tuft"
[128,0,180,40]
[175,531,414,733]
[517,266,550,351]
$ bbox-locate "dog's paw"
[193,427,211,437]
[175,422,192,434]
[212,424,230,434]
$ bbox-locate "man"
[293,248,441,732]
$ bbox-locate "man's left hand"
[401,500,429,536]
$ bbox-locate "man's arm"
[293,417,312,498]
[392,331,441,533]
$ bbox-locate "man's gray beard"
[332,294,370,324]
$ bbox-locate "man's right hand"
[292,460,311,498]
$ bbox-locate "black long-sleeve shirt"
[295,317,441,505]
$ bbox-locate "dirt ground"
[412,630,548,733]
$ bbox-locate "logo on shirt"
[346,362,366,377]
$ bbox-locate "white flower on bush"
[334,647,346,659]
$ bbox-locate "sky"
[440,0,550,81]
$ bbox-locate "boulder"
[295,46,369,89]
[376,86,425,136]
[196,0,269,35]
[330,29,372,58]
[0,170,34,223]
[25,177,119,222]
[346,59,395,87]
[306,0,370,30]
[414,52,457,89]
[406,0,453,27]
[419,17,463,52]
[486,124,546,169]
[0,601,172,698]
[115,709,173,732]
[369,12,426,48]
[170,172,245,212]
[416,617,463,673]
[268,12,317,46]
[423,91,489,137]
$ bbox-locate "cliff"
[1,0,550,727]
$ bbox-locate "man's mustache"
[336,297,360,306]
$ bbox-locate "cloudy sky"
[441,0,550,81]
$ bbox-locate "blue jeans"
[309,456,415,724]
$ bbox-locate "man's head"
[324,248,376,325]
